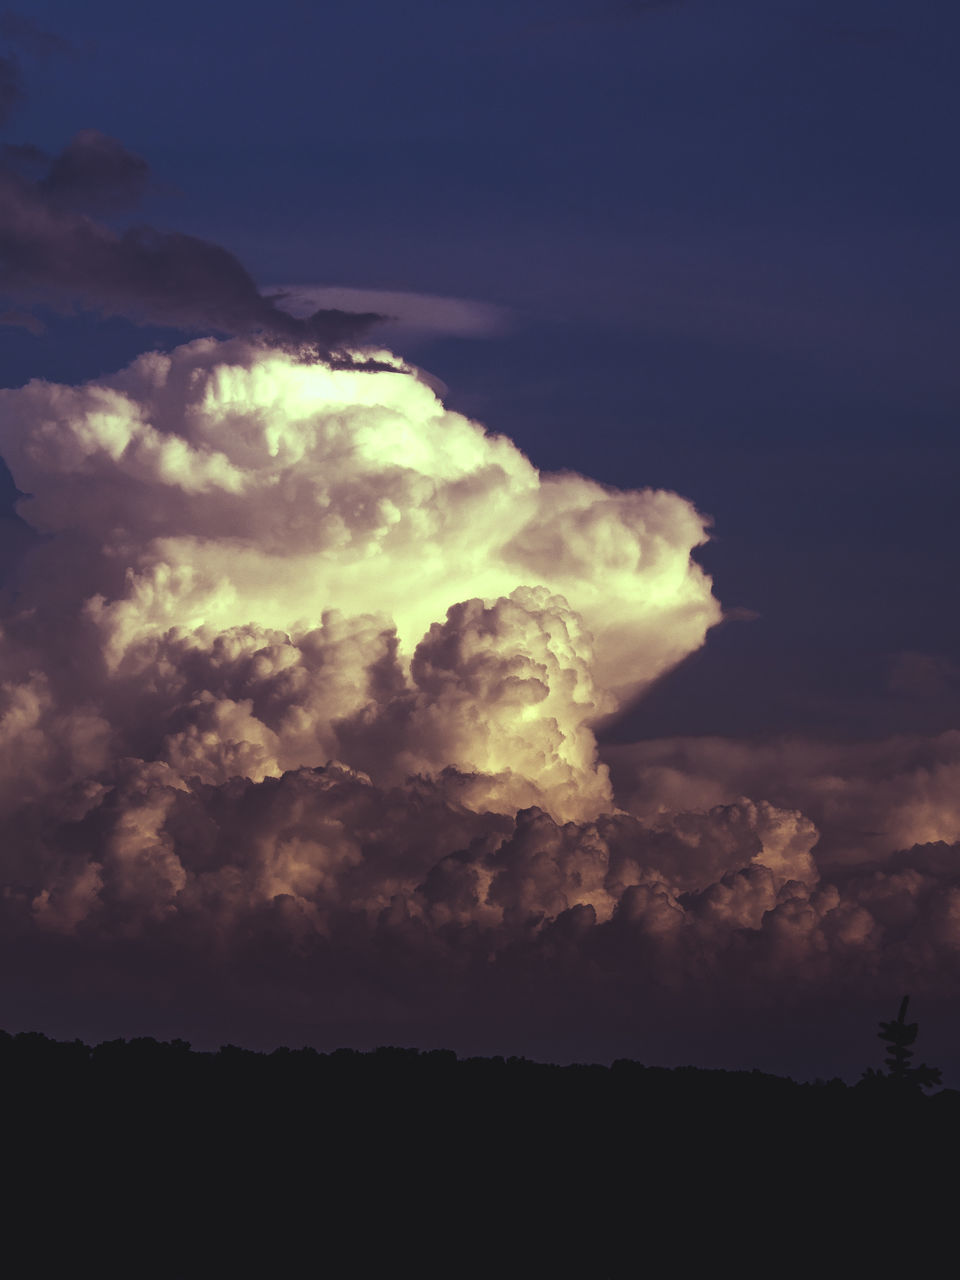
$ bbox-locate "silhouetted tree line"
[0,994,947,1102]
[3,1003,956,1276]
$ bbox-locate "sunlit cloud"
[2,337,959,1062]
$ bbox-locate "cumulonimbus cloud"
[1,337,959,1070]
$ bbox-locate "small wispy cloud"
[266,285,510,340]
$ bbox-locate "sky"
[0,0,957,1082]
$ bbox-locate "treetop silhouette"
[861,995,942,1092]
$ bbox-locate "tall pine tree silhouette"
[861,995,942,1091]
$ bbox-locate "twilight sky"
[0,0,958,1081]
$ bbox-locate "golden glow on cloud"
[0,337,720,821]
[0,339,959,1038]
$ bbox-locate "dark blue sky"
[3,0,959,743]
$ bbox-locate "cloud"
[603,732,960,869]
[0,335,714,906]
[0,303,41,332]
[2,336,960,1073]
[0,42,382,352]
[0,33,501,358]
[0,144,384,348]
[0,338,716,710]
[887,651,960,700]
[38,129,149,213]
[0,12,75,128]
[269,286,509,341]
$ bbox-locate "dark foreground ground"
[5,1029,957,1274]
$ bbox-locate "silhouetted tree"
[861,995,942,1091]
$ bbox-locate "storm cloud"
[0,337,958,1073]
